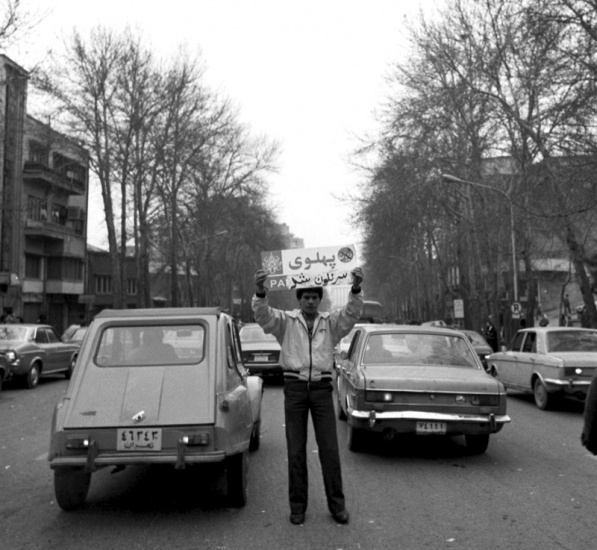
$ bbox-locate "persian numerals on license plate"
[255,354,269,362]
[117,428,162,451]
[416,421,447,435]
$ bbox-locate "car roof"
[355,323,462,336]
[95,307,224,319]
[517,326,597,333]
[0,324,51,329]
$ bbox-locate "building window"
[29,140,48,165]
[53,153,86,184]
[127,278,137,295]
[25,254,42,279]
[96,275,112,294]
[47,257,83,281]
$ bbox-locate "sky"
[11,0,436,252]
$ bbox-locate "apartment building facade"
[0,54,89,333]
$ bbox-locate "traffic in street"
[1,375,595,550]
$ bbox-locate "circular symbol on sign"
[337,247,354,263]
[511,302,521,314]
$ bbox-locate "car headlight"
[5,350,18,364]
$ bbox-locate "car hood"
[64,364,214,428]
[361,365,503,393]
[0,340,25,350]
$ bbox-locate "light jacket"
[251,290,363,382]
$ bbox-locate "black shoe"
[290,513,305,525]
[332,510,350,524]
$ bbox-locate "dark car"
[336,324,510,454]
[239,322,282,377]
[0,324,80,388]
[462,329,494,371]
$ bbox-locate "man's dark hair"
[296,287,323,300]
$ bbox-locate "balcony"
[23,161,86,195]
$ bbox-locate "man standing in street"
[252,267,364,525]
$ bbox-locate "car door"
[337,330,361,408]
[497,331,525,386]
[511,331,538,390]
[224,320,253,448]
[45,327,71,373]
[33,327,53,371]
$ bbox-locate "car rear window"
[363,332,478,368]
[240,326,277,342]
[547,330,597,352]
[94,324,205,366]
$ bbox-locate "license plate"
[117,428,162,451]
[254,354,269,362]
[416,421,447,434]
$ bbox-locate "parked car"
[0,324,80,388]
[0,354,9,392]
[48,307,263,510]
[486,326,597,410]
[62,326,89,347]
[461,329,494,371]
[239,322,282,377]
[336,324,510,454]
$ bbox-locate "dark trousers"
[283,380,345,515]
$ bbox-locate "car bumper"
[543,378,591,397]
[348,408,511,434]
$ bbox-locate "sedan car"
[336,324,510,454]
[0,324,80,388]
[48,307,263,510]
[239,322,282,377]
[486,326,597,410]
[462,329,494,371]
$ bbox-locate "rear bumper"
[348,408,511,434]
[544,378,591,396]
[49,450,226,470]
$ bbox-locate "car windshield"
[363,332,478,368]
[546,330,597,352]
[69,328,87,342]
[240,326,277,343]
[0,326,28,342]
[94,324,205,366]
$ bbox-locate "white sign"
[260,245,358,291]
[453,299,464,319]
[511,301,522,319]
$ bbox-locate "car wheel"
[249,419,261,452]
[337,394,347,421]
[26,363,41,389]
[226,451,248,507]
[347,424,366,452]
[465,433,490,454]
[54,468,91,511]
[533,378,555,410]
[65,356,77,380]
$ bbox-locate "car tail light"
[365,391,394,403]
[471,395,499,406]
[182,433,210,446]
[66,436,90,449]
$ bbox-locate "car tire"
[465,433,490,454]
[533,378,555,410]
[65,356,77,380]
[54,468,91,511]
[337,395,347,421]
[226,451,248,507]
[249,419,261,452]
[347,424,366,452]
[25,363,41,389]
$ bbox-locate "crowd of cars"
[3,307,596,510]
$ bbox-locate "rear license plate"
[117,428,162,451]
[416,421,447,434]
[254,354,269,362]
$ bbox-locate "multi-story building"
[0,54,89,333]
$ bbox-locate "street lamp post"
[441,173,518,303]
